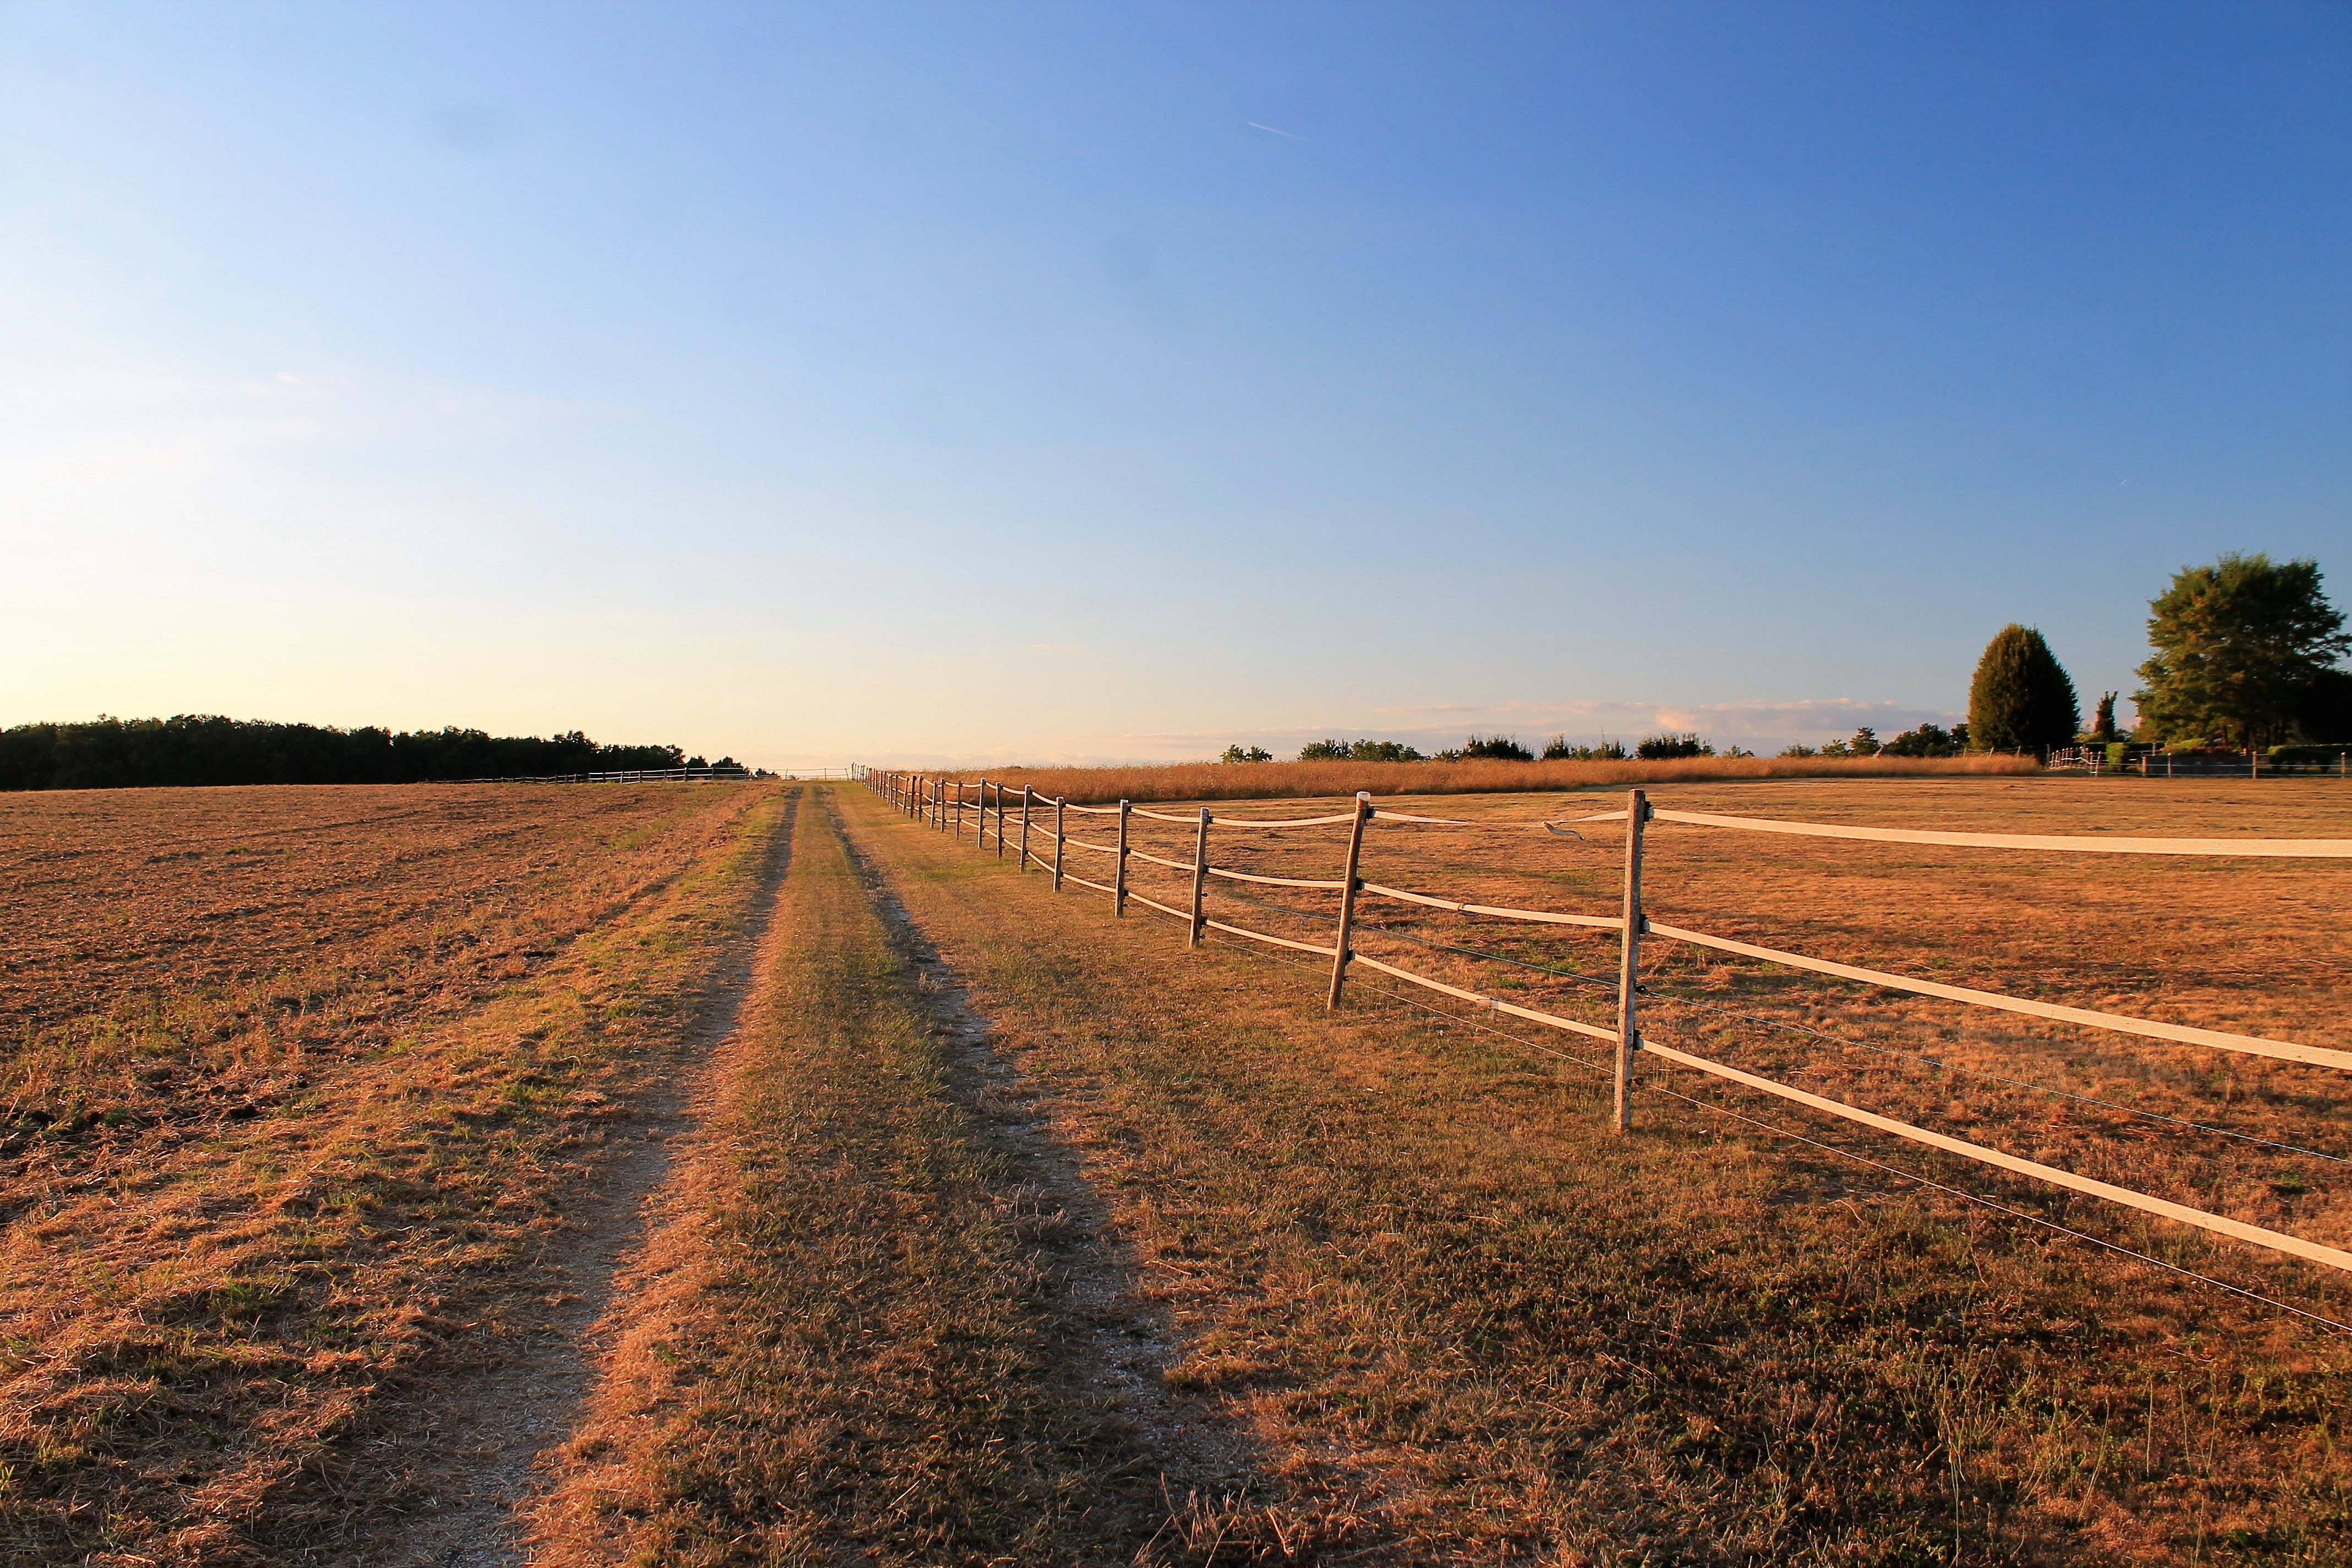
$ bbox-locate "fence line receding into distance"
[850,764,2352,1287]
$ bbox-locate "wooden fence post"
[1021,786,1033,870]
[1614,787,1648,1134]
[977,778,989,848]
[994,781,1006,859]
[954,782,964,839]
[1054,797,1066,890]
[1114,800,1131,915]
[1188,807,1212,948]
[1327,792,1371,1007]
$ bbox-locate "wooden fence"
[2048,746,2352,778]
[859,767,2352,1281]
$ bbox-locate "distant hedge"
[0,716,693,791]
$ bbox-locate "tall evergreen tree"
[2090,692,2118,741]
[2135,554,2349,747]
[1968,625,2079,753]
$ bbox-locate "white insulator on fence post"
[1327,792,1371,1008]
[1614,787,1649,1134]
[1114,800,1131,915]
[1021,786,1033,871]
[1188,806,1212,948]
[1053,797,1066,890]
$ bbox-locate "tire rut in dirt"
[361,789,803,1568]
[824,795,1263,1528]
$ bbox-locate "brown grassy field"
[926,752,2039,805]
[9,774,2351,1563]
[556,775,2349,1564]
[0,781,785,1564]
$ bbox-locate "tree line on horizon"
[0,715,728,792]
[1218,552,2350,766]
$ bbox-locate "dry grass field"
[6,774,2349,1564]
[940,753,2039,805]
[0,781,786,1564]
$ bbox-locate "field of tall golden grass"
[934,752,2038,804]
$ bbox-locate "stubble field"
[3,775,2349,1565]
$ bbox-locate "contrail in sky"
[1246,121,1302,139]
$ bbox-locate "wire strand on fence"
[1347,908,2352,1164]
[1239,917,2352,1333]
[1128,891,1191,923]
[863,772,2352,1290]
[1204,865,1349,890]
[1651,808,2352,858]
[1634,1034,2352,1272]
[1203,918,1340,957]
[1353,918,1620,994]
[1640,983,2352,1166]
[1128,849,1194,872]
[1645,920,2352,1074]
[1357,880,1623,929]
[1351,953,1625,1044]
[1638,1072,2352,1335]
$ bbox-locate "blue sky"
[4,2,2346,767]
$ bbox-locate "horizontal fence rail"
[856,766,2349,1286]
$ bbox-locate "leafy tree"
[2298,669,2352,743]
[1456,733,1533,761]
[0,716,691,791]
[1297,737,1422,761]
[2088,692,2119,742]
[2135,554,2349,747]
[1880,723,1964,758]
[1540,735,1627,761]
[1635,733,1713,760]
[1220,743,1273,763]
[1968,625,2079,752]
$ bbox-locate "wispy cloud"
[1245,121,1302,140]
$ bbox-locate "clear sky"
[4,2,2346,768]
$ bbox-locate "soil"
[366,796,801,1567]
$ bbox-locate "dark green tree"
[2135,554,2349,747]
[2089,692,2118,742]
[1968,625,2079,753]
